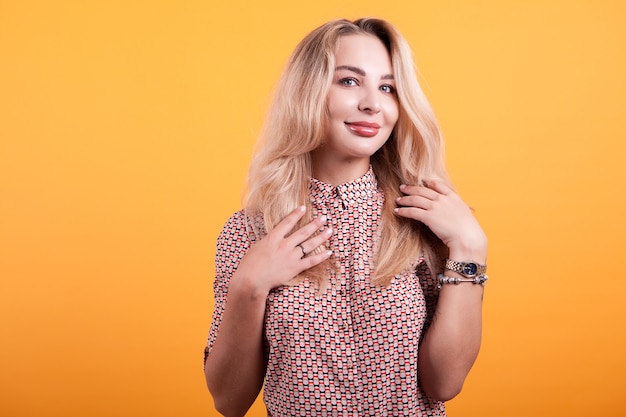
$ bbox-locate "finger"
[394,206,428,221]
[272,205,307,237]
[422,179,453,195]
[298,249,333,270]
[299,226,333,254]
[286,214,328,246]
[400,183,440,200]
[295,243,307,258]
[396,194,434,210]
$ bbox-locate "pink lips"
[345,121,381,137]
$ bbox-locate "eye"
[338,77,358,87]
[380,84,396,94]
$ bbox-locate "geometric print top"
[205,168,446,416]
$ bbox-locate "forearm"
[205,275,268,417]
[418,283,483,401]
[418,246,486,401]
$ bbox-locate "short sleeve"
[416,260,440,338]
[204,210,256,364]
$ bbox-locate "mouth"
[345,121,381,137]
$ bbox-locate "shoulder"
[217,209,266,247]
[217,210,245,240]
[214,210,261,275]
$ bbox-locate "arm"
[204,273,268,416]
[395,180,487,401]
[204,206,332,416]
[417,246,486,401]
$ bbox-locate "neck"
[311,154,371,185]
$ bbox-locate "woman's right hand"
[231,206,333,294]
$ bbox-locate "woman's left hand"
[394,180,487,260]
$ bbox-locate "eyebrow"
[335,65,394,80]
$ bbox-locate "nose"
[357,88,381,113]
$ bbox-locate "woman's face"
[315,34,399,179]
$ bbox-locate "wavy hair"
[245,18,450,285]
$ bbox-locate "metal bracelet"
[437,273,489,289]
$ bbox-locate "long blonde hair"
[245,18,449,285]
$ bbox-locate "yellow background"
[1,1,625,416]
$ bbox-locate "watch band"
[444,259,487,278]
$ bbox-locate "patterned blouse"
[205,168,446,416]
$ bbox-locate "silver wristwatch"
[444,259,487,278]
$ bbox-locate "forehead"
[334,34,392,73]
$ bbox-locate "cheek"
[327,91,356,119]
[386,101,400,124]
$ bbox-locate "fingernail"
[325,227,333,235]
[399,184,406,190]
[319,215,327,223]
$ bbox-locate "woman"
[204,18,488,417]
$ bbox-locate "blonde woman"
[204,18,488,417]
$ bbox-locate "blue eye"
[380,84,396,94]
[339,77,358,86]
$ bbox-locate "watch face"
[463,263,478,276]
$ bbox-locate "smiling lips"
[345,121,381,137]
